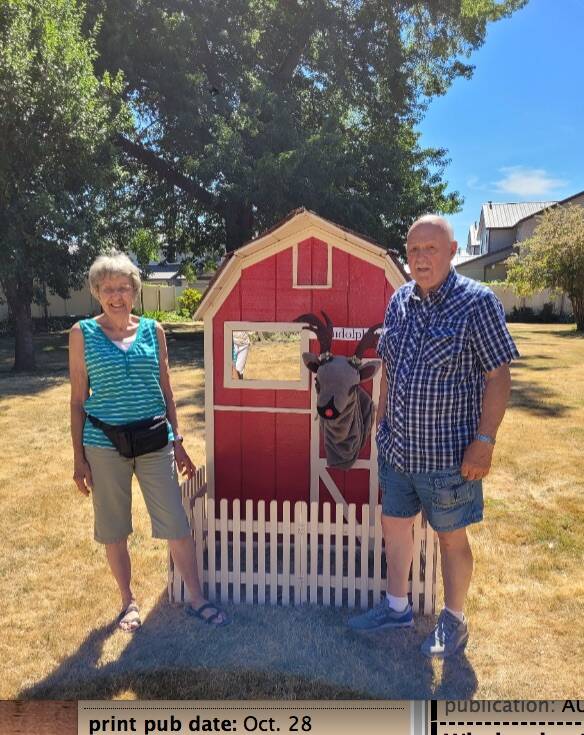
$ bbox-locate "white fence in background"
[1,282,571,322]
[488,284,572,317]
[168,469,440,615]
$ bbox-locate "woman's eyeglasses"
[100,285,134,296]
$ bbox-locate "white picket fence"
[168,468,439,614]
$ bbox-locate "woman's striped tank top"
[80,317,172,448]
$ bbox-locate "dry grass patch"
[0,322,583,699]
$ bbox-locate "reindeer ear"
[358,361,380,382]
[302,352,321,373]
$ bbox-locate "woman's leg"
[168,535,227,624]
[84,446,138,628]
[105,538,134,609]
[135,445,228,624]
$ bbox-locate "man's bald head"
[406,214,457,297]
[407,214,455,243]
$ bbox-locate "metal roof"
[482,201,556,229]
[147,263,184,281]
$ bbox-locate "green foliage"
[506,305,572,325]
[141,309,187,323]
[506,204,584,330]
[130,228,159,279]
[0,0,128,368]
[176,288,203,319]
[87,0,526,254]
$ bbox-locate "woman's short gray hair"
[88,251,141,298]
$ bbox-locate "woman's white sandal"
[117,602,141,632]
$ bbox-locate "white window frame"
[292,241,333,289]
[224,321,311,390]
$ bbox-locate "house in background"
[145,261,214,294]
[457,190,584,282]
[458,200,556,281]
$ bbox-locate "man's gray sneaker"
[421,609,468,658]
[348,599,414,631]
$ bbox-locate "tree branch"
[115,135,218,210]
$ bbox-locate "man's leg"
[382,514,416,597]
[438,527,473,613]
[347,463,419,631]
[419,470,482,657]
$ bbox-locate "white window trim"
[224,321,311,390]
[292,242,333,289]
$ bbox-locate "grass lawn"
[0,322,582,700]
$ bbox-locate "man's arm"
[376,367,388,428]
[461,363,511,481]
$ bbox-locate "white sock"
[387,594,409,612]
[445,606,465,623]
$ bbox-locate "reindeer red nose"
[325,408,334,418]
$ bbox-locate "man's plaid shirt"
[376,269,519,473]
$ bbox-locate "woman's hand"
[174,442,196,480]
[73,457,93,496]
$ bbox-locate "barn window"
[224,322,310,390]
[293,237,332,288]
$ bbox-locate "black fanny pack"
[87,414,169,458]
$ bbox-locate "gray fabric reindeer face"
[296,312,381,420]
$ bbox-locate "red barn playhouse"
[169,209,439,613]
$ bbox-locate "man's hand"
[461,440,494,481]
[73,458,93,496]
[174,442,196,480]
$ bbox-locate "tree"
[87,0,526,254]
[506,204,584,331]
[129,228,160,280]
[0,0,127,370]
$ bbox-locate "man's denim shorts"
[378,456,483,532]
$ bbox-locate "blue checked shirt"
[376,269,519,473]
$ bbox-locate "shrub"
[177,288,203,318]
[141,310,186,323]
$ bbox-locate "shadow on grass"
[19,592,477,700]
[175,384,206,425]
[0,323,204,397]
[0,332,70,397]
[165,324,205,370]
[522,327,583,340]
[509,382,569,418]
[511,355,555,373]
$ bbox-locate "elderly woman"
[69,252,229,630]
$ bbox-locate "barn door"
[309,359,382,522]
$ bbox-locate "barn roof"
[194,208,407,319]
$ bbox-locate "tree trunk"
[571,294,584,332]
[3,278,36,371]
[224,201,254,252]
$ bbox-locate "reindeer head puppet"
[295,311,382,420]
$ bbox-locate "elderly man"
[348,214,519,657]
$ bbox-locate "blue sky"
[417,0,584,249]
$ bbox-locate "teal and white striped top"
[80,317,172,448]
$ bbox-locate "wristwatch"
[173,434,184,444]
[475,433,496,446]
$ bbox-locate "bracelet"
[475,433,496,446]
[173,434,184,444]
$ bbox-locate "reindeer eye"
[315,377,321,393]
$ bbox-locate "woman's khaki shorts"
[84,443,191,544]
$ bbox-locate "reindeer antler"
[354,323,383,360]
[294,311,334,355]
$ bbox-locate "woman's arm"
[69,324,93,495]
[156,323,195,479]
